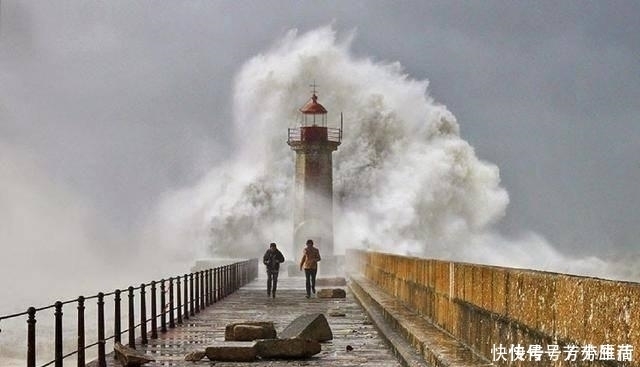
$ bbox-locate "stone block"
[114,342,154,367]
[317,288,346,298]
[233,324,275,341]
[280,313,333,342]
[255,338,321,358]
[205,342,257,362]
[224,321,276,341]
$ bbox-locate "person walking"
[263,242,285,298]
[299,239,321,298]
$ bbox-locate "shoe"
[267,291,271,297]
[272,294,276,298]
[312,287,316,294]
[305,295,310,299]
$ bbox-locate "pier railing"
[0,259,259,367]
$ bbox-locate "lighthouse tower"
[288,87,342,273]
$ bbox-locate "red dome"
[299,94,327,114]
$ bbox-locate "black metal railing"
[287,126,342,144]
[0,259,259,367]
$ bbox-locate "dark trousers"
[267,271,279,295]
[304,268,317,296]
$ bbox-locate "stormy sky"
[1,0,639,278]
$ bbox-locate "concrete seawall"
[347,250,640,366]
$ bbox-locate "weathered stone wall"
[348,250,640,366]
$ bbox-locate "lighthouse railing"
[288,127,342,144]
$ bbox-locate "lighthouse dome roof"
[299,94,327,115]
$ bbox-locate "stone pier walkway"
[96,277,404,367]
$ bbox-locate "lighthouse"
[288,87,342,274]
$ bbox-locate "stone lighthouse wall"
[292,144,336,258]
[348,250,640,367]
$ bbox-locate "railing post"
[221,267,225,298]
[204,270,209,307]
[169,278,175,328]
[189,273,194,316]
[97,293,106,367]
[195,272,200,314]
[232,264,235,292]
[233,264,237,291]
[54,301,63,367]
[222,266,226,298]
[27,307,36,367]
[208,269,213,305]
[114,290,121,344]
[242,261,245,285]
[200,271,205,310]
[225,265,229,297]
[160,279,167,333]
[150,281,157,339]
[240,262,243,286]
[77,296,85,367]
[218,267,222,300]
[128,287,135,348]
[240,262,244,286]
[140,284,147,345]
[183,274,189,320]
[176,277,182,324]
[228,265,232,295]
[213,268,217,303]
[220,266,224,297]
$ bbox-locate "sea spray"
[169,25,510,258]
[146,26,637,281]
[232,26,510,258]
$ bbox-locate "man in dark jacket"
[263,242,285,298]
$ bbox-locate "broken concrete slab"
[114,343,154,367]
[205,342,258,362]
[279,313,333,342]
[233,324,274,341]
[224,321,276,341]
[255,337,321,359]
[317,288,346,298]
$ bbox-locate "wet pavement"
[93,276,403,367]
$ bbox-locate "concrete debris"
[280,313,333,342]
[225,321,276,341]
[317,288,346,298]
[255,337,321,358]
[205,342,258,362]
[114,342,154,367]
